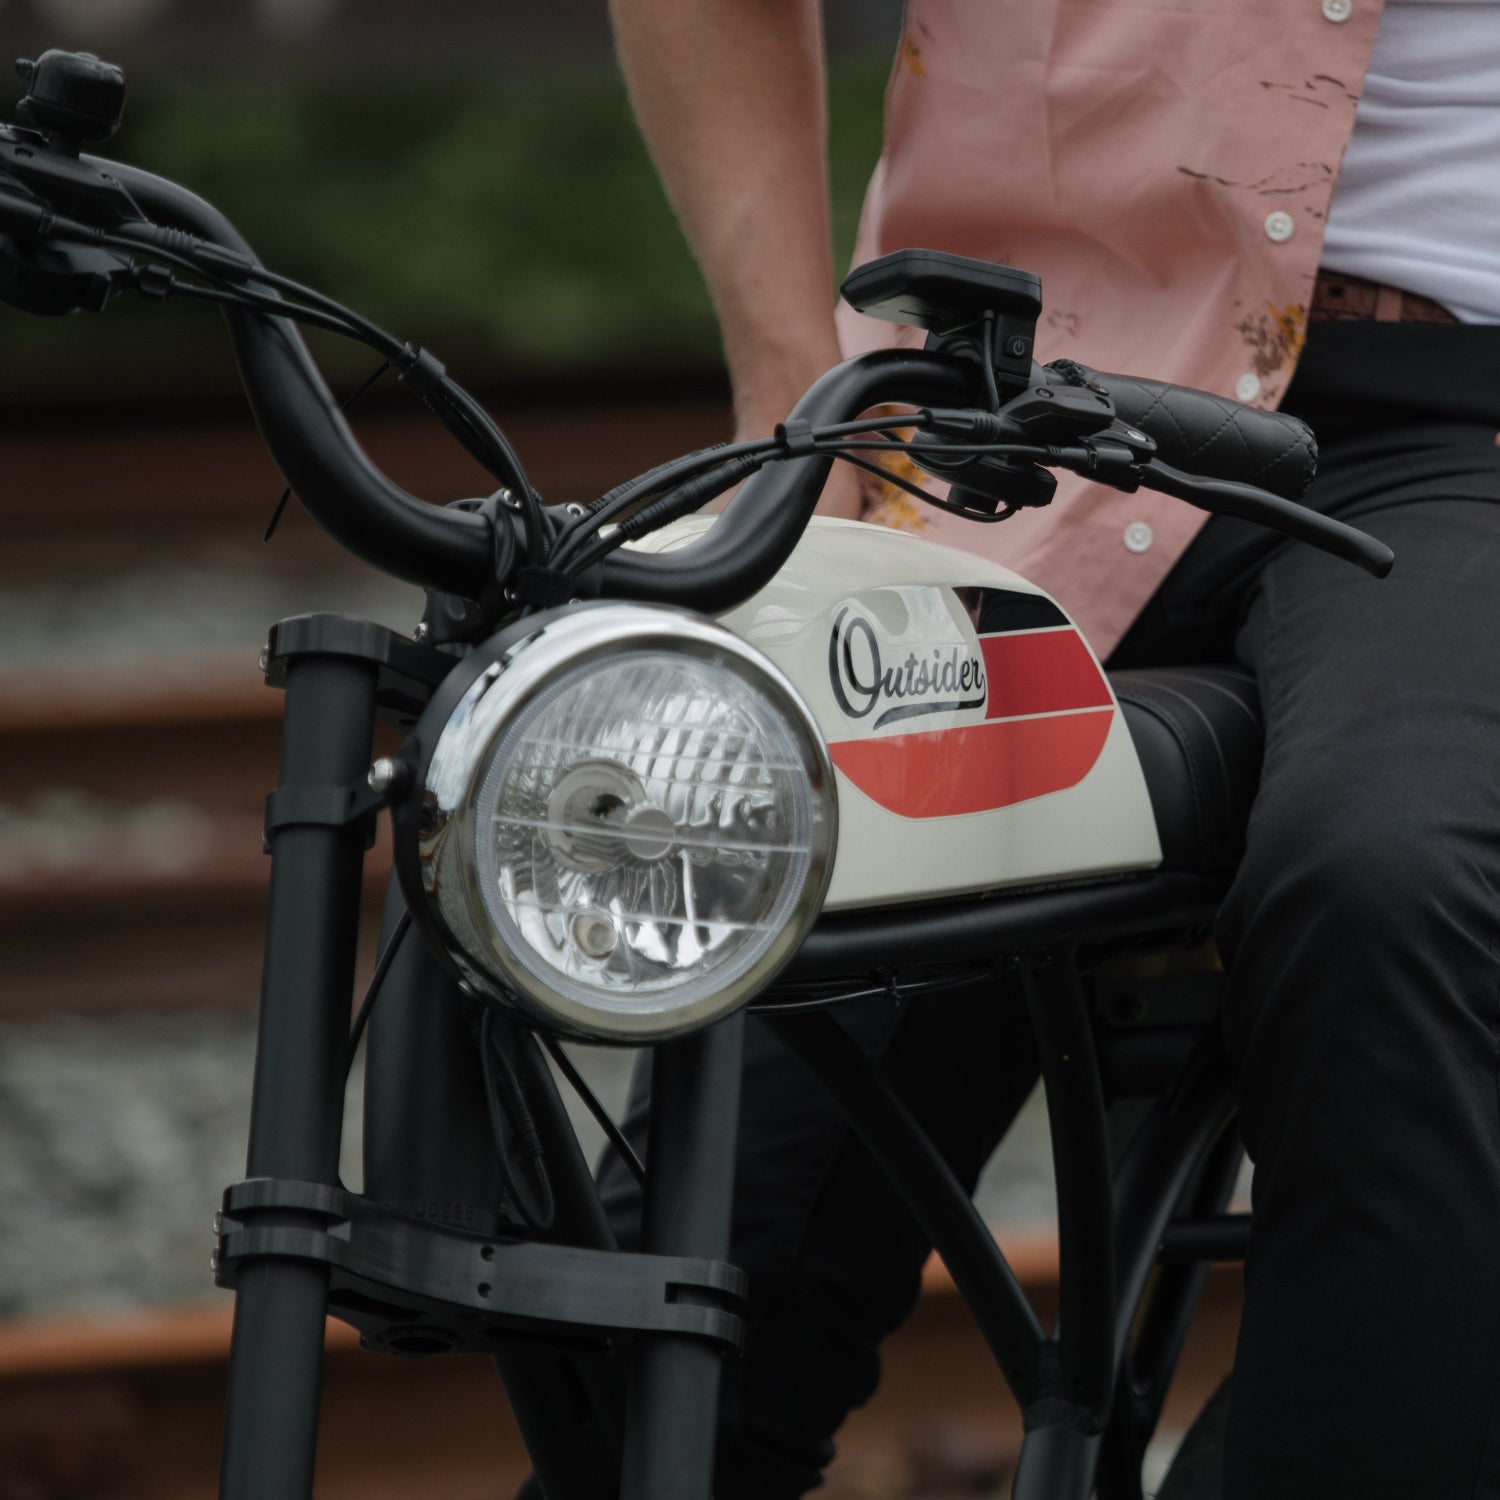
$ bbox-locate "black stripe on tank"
[967,587,1070,634]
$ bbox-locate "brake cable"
[536,1033,646,1190]
[826,449,1032,522]
[980,308,1003,414]
[548,412,934,571]
[343,911,412,1081]
[479,1008,557,1235]
[265,358,392,542]
[555,423,1067,579]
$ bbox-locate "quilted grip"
[1059,363,1319,501]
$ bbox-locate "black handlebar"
[597,349,974,610]
[43,153,984,614]
[98,157,497,596]
[27,151,1389,613]
[87,158,985,613]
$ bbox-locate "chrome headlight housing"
[396,603,837,1041]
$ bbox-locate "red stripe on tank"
[828,709,1114,819]
[980,629,1113,720]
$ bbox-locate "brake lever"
[1139,459,1394,578]
[1029,434,1391,578]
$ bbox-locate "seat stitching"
[1119,693,1211,862]
[1159,671,1264,735]
[1144,683,1232,854]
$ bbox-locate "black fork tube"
[218,652,378,1500]
[619,1013,746,1500]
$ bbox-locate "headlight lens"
[406,605,836,1040]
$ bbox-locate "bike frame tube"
[763,1009,1048,1404]
[763,947,1238,1500]
[784,871,1225,980]
[1110,1037,1237,1365]
[218,650,378,1500]
[1097,1121,1244,1500]
[1021,951,1116,1422]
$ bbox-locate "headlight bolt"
[368,758,410,799]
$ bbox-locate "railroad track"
[0,391,730,1018]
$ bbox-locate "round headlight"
[398,604,837,1041]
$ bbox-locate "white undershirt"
[1320,0,1500,323]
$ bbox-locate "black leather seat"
[1109,666,1263,874]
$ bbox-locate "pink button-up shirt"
[835,0,1386,655]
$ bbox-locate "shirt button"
[1235,372,1262,402]
[1264,211,1295,243]
[1124,522,1154,554]
[1322,0,1352,20]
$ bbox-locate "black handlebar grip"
[1051,361,1318,502]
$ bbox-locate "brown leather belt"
[1310,269,1458,324]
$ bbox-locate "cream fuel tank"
[627,515,1162,910]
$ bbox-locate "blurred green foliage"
[3,57,891,395]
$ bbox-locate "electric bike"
[0,49,1394,1500]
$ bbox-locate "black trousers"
[600,322,1500,1498]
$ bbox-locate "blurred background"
[0,4,1233,1497]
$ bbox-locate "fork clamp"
[213,1177,747,1359]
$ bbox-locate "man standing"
[605,3,1500,1494]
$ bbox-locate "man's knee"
[1217,787,1500,1159]
[1222,769,1488,971]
